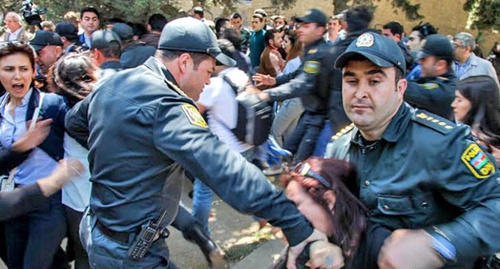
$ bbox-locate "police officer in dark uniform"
[324,32,500,268]
[66,17,329,268]
[404,34,457,120]
[251,8,336,163]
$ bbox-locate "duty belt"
[96,219,137,245]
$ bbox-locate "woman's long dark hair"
[456,75,500,141]
[283,157,367,263]
[48,52,98,108]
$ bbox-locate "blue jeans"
[313,121,335,157]
[81,211,178,269]
[5,191,66,269]
[192,148,255,236]
[284,113,325,164]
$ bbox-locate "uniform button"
[421,202,428,208]
[383,205,390,211]
[364,180,370,186]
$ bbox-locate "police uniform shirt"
[325,103,500,265]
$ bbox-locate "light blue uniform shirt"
[0,89,58,185]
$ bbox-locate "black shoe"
[183,223,226,269]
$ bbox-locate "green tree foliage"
[464,0,500,31]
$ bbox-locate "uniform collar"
[350,103,411,145]
[144,57,188,98]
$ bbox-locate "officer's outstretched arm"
[152,98,316,247]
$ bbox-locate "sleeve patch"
[423,83,439,90]
[181,104,208,128]
[461,144,496,179]
[303,61,320,74]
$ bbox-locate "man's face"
[271,31,283,48]
[36,45,62,74]
[81,11,100,34]
[327,19,341,34]
[179,56,216,101]
[274,18,285,28]
[231,17,242,29]
[251,18,263,31]
[342,60,405,136]
[452,40,468,62]
[297,22,322,45]
[4,14,21,32]
[382,28,400,42]
[407,31,422,52]
[418,55,439,78]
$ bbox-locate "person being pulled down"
[272,157,391,269]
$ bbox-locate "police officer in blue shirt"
[66,17,329,269]
[325,33,500,268]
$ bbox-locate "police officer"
[404,34,457,120]
[65,17,328,268]
[324,32,500,268]
[251,8,336,163]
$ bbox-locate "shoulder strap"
[29,92,44,129]
[221,74,239,94]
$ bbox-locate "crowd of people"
[0,3,499,269]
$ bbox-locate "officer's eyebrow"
[343,71,356,78]
[365,69,388,77]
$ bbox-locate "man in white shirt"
[1,12,31,42]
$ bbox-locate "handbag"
[0,92,45,192]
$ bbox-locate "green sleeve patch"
[303,61,320,74]
[423,83,439,90]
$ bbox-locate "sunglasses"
[293,162,331,188]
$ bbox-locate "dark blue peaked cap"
[158,17,235,67]
[335,32,406,74]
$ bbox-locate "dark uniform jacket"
[65,57,313,246]
[325,103,500,268]
[265,38,335,116]
[405,70,457,120]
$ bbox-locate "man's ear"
[178,53,191,73]
[396,77,408,96]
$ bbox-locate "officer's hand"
[307,240,344,269]
[252,73,276,87]
[378,229,445,269]
[287,229,328,269]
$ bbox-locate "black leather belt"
[96,220,134,245]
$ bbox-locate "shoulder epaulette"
[412,111,455,134]
[331,123,355,141]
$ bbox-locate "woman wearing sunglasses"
[0,41,68,268]
[272,157,391,269]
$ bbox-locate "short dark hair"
[231,12,242,19]
[383,21,404,36]
[156,50,212,70]
[221,28,243,51]
[80,7,100,19]
[345,6,373,32]
[411,22,437,40]
[148,14,168,32]
[94,40,121,59]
